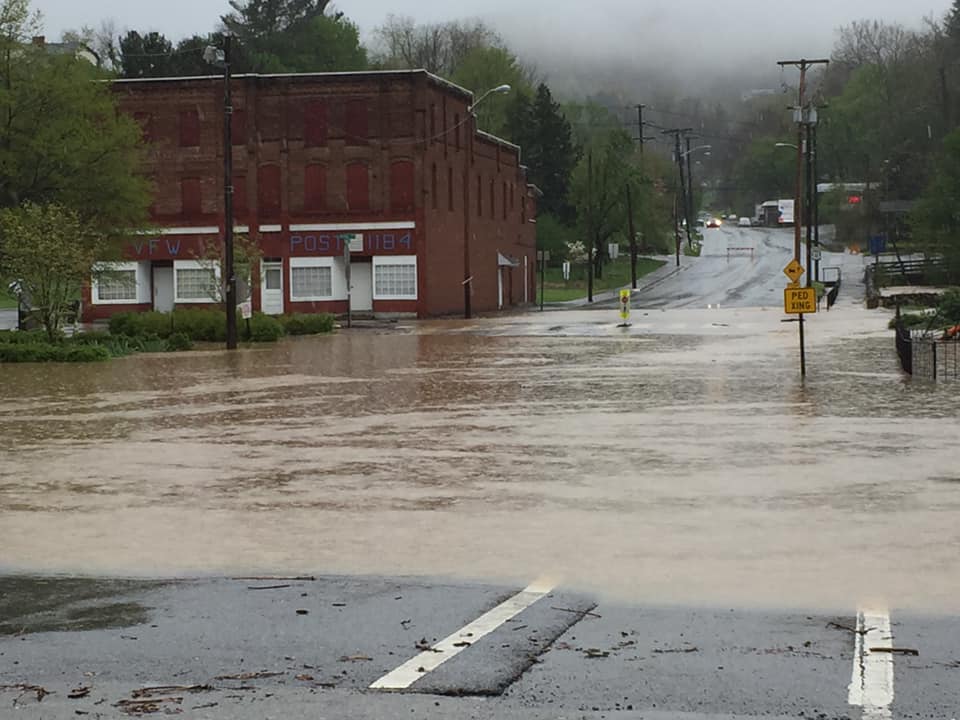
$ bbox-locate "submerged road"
[1,224,956,718]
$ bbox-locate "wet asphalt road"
[592,225,865,311]
[2,575,958,719]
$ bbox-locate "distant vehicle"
[727,214,738,221]
[707,218,722,228]
[738,217,752,227]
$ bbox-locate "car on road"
[727,214,738,221]
[738,217,752,227]
[707,218,722,228]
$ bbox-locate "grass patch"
[0,289,16,310]
[683,242,702,257]
[539,256,666,303]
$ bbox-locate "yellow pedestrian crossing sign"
[619,290,631,321]
[783,259,805,284]
[784,286,817,314]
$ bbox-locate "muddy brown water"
[1,308,957,612]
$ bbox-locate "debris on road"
[214,671,283,681]
[415,638,442,652]
[132,685,213,697]
[296,609,309,615]
[68,686,91,699]
[828,621,868,635]
[0,684,51,702]
[339,654,372,662]
[653,646,700,654]
[116,696,183,714]
[247,584,292,590]
[551,606,601,619]
[870,647,920,656]
[584,648,609,658]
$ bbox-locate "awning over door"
[497,252,520,268]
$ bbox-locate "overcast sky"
[33,0,953,94]
[34,0,952,44]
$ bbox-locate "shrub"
[171,308,226,342]
[166,332,193,352]
[940,288,960,323]
[61,345,111,362]
[279,313,335,335]
[70,330,113,345]
[108,311,174,339]
[245,313,285,342]
[0,342,109,363]
[0,330,50,345]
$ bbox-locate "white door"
[351,263,373,312]
[261,261,284,315]
[153,266,174,312]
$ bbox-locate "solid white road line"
[848,609,895,720]
[370,578,556,690]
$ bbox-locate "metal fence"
[895,322,960,381]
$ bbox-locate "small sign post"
[783,260,811,376]
[238,300,252,339]
[618,289,631,327]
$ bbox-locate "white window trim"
[174,259,220,304]
[373,255,418,301]
[289,256,335,301]
[92,261,141,305]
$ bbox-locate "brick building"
[83,70,538,322]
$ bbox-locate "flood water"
[1,307,958,613]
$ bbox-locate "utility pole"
[674,192,681,267]
[636,104,645,157]
[663,128,693,247]
[778,57,829,378]
[587,151,594,303]
[626,183,638,289]
[685,133,696,236]
[812,122,820,283]
[222,33,237,350]
[804,122,814,288]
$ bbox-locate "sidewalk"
[0,309,17,331]
[546,255,689,308]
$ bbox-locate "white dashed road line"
[370,577,556,690]
[848,609,895,720]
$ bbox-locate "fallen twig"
[68,686,91,699]
[339,655,372,662]
[232,576,315,581]
[214,671,283,681]
[551,606,601,619]
[116,696,183,714]
[653,646,699,654]
[132,685,213,698]
[0,684,51,703]
[870,647,919,656]
[827,621,869,635]
[247,584,292,591]
[584,648,609,658]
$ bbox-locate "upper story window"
[180,177,201,216]
[258,164,281,218]
[346,162,370,211]
[345,99,368,146]
[231,107,246,146]
[390,160,414,213]
[304,164,327,211]
[304,99,328,147]
[179,109,200,147]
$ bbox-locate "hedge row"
[0,341,111,363]
[108,309,335,342]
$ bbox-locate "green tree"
[244,13,367,72]
[0,203,106,340]
[451,46,533,137]
[510,84,578,223]
[0,46,151,234]
[570,130,638,294]
[223,0,330,41]
[118,30,176,78]
[911,128,960,276]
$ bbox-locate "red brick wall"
[109,71,536,319]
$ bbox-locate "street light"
[205,35,237,350]
[680,144,712,158]
[463,83,511,319]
